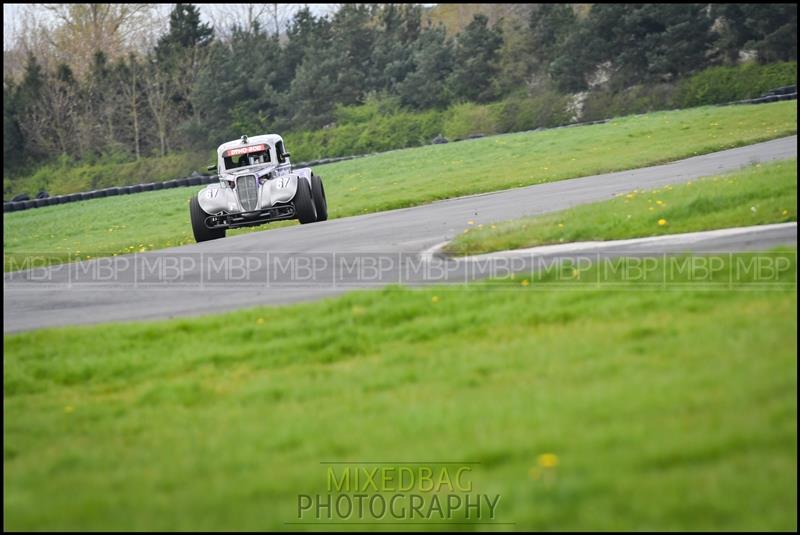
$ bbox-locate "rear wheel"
[190,195,226,242]
[310,174,328,221]
[294,177,317,224]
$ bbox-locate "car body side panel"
[198,184,236,214]
[262,174,298,206]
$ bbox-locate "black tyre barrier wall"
[5,86,797,213]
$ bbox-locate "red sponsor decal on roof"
[224,144,266,157]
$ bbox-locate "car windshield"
[222,144,271,171]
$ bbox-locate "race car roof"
[217,134,284,156]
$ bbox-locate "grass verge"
[3,251,797,530]
[445,159,798,255]
[3,101,797,271]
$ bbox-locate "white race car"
[190,134,327,242]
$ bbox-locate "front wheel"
[294,177,317,224]
[190,195,226,242]
[310,174,328,222]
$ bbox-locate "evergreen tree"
[369,4,422,93]
[192,22,283,143]
[3,80,25,173]
[397,25,454,109]
[447,14,503,103]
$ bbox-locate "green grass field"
[446,159,798,255]
[3,252,796,530]
[4,101,797,271]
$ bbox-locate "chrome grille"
[236,175,258,212]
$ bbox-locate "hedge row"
[284,91,572,162]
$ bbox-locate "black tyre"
[294,177,317,224]
[190,195,225,242]
[310,174,328,222]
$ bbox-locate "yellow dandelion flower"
[655,200,664,206]
[431,295,440,303]
[658,218,668,226]
[782,209,789,216]
[537,453,559,468]
[558,223,564,228]
[256,318,264,324]
[521,279,529,287]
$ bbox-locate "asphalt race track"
[4,135,797,333]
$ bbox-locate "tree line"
[3,3,796,177]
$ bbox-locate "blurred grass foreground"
[3,251,797,530]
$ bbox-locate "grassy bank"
[446,159,798,255]
[3,251,797,530]
[3,101,797,271]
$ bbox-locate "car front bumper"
[204,204,296,229]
